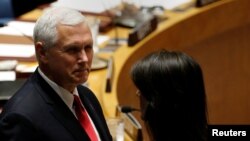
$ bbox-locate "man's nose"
[78,50,88,62]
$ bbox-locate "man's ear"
[35,42,48,63]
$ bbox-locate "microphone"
[116,105,143,141]
[120,105,140,113]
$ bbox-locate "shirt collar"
[38,68,78,111]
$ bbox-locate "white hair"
[33,7,86,49]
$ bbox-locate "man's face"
[39,23,93,90]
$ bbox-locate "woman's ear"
[35,42,48,63]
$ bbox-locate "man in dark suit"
[0,7,112,141]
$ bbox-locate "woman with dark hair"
[130,49,208,141]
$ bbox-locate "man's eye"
[66,47,79,53]
[84,45,93,51]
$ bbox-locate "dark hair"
[131,49,208,141]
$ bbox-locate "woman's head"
[131,49,207,141]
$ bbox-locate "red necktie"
[73,95,98,141]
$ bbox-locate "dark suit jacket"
[0,69,112,141]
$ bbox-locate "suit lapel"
[32,70,91,141]
[50,102,90,141]
[77,87,111,141]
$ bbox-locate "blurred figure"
[0,0,55,26]
[0,7,112,141]
[11,0,56,17]
[130,49,208,141]
[0,0,14,25]
[0,0,14,18]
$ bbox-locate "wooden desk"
[2,0,250,140]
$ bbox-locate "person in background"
[130,49,208,141]
[0,0,14,18]
[0,7,112,141]
[0,0,56,26]
[7,0,56,17]
[0,0,14,26]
